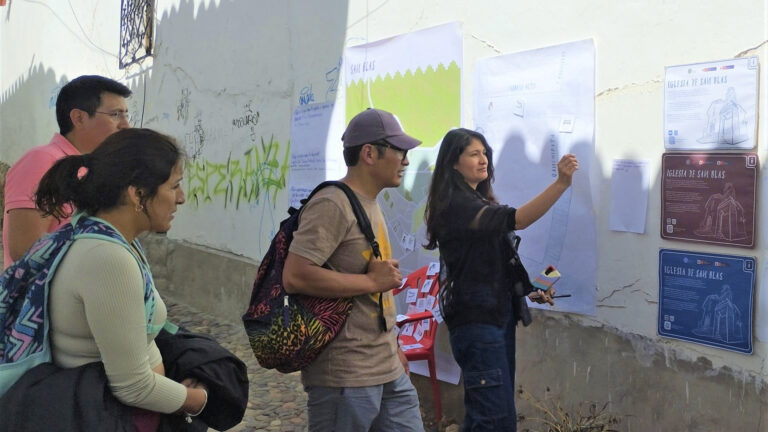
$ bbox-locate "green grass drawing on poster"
[346,61,460,148]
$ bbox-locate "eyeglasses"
[374,141,408,161]
[95,111,131,122]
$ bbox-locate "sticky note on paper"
[400,234,415,252]
[413,324,425,341]
[416,298,427,312]
[426,262,440,276]
[425,295,436,310]
[432,305,443,323]
[400,323,414,336]
[559,115,575,133]
[405,289,418,303]
[421,319,431,331]
[402,343,423,351]
[420,279,433,293]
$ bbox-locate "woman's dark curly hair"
[36,128,183,219]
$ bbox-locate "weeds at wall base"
[517,386,627,432]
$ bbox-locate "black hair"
[424,128,497,250]
[36,128,183,219]
[342,141,387,166]
[56,75,132,135]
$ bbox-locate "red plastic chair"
[394,265,442,423]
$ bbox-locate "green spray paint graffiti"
[185,135,290,209]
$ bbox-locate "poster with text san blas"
[658,249,754,354]
[661,153,758,248]
[664,57,758,150]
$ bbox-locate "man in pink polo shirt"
[3,75,132,268]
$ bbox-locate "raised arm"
[515,154,578,230]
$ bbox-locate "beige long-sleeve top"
[49,238,187,413]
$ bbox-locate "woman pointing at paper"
[424,128,578,431]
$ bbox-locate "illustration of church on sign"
[697,87,750,145]
[692,285,744,343]
[694,182,747,241]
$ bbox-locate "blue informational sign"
[658,249,755,354]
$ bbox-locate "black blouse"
[435,189,532,330]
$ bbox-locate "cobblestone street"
[166,299,454,432]
[166,299,309,432]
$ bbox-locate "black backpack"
[242,181,381,373]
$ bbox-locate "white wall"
[1,0,349,258]
[2,0,768,394]
[339,0,768,385]
[0,1,124,162]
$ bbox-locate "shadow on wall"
[0,63,64,235]
[121,0,349,259]
[116,0,349,311]
[0,63,63,164]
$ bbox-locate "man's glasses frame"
[95,111,132,122]
[372,140,408,161]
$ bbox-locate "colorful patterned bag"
[242,181,381,373]
[0,212,157,396]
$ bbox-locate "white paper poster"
[609,159,650,234]
[474,39,597,315]
[289,102,346,206]
[664,57,758,150]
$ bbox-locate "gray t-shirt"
[289,186,402,387]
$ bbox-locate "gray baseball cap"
[342,108,422,150]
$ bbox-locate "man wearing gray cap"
[283,108,424,431]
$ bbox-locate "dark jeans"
[450,318,516,432]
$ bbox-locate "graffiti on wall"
[231,102,260,129]
[177,87,191,124]
[325,57,342,102]
[185,135,290,210]
[183,117,206,161]
[299,85,315,106]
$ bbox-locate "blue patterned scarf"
[0,211,160,367]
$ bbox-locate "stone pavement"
[166,298,457,432]
[165,299,309,432]
[168,298,465,432]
